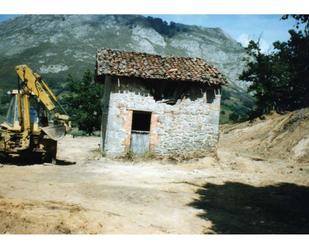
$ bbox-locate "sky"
[0,14,297,53]
[150,15,297,53]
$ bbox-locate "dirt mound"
[0,196,102,234]
[220,108,309,163]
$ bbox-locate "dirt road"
[0,112,308,234]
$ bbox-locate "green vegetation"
[240,15,309,118]
[61,70,102,135]
[145,16,188,37]
[220,86,254,124]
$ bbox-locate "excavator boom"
[15,65,59,111]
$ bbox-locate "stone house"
[96,48,227,159]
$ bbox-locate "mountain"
[0,15,254,123]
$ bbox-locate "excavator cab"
[2,91,52,130]
[3,91,20,130]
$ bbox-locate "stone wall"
[101,76,221,159]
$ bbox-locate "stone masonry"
[96,48,226,159]
[101,76,221,158]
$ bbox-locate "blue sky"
[0,14,297,52]
[0,15,16,22]
[150,15,297,52]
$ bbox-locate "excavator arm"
[15,65,58,111]
[15,65,69,127]
[15,65,70,137]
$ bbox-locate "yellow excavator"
[0,65,70,163]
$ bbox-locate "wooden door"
[130,111,151,155]
[130,130,150,155]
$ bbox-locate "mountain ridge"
[0,15,253,122]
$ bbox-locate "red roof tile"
[96,48,227,86]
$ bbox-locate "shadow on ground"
[0,156,75,166]
[189,182,309,234]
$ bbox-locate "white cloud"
[259,39,271,53]
[237,33,271,53]
[237,33,251,47]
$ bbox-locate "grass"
[121,150,156,161]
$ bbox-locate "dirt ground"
[0,111,308,234]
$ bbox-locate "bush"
[229,113,240,122]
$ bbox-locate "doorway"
[130,111,152,155]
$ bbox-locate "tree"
[273,30,309,110]
[282,15,309,33]
[62,70,102,135]
[239,40,283,116]
[239,15,309,118]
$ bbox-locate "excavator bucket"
[41,124,66,141]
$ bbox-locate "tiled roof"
[96,48,227,86]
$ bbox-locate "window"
[6,95,18,125]
[131,111,151,132]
